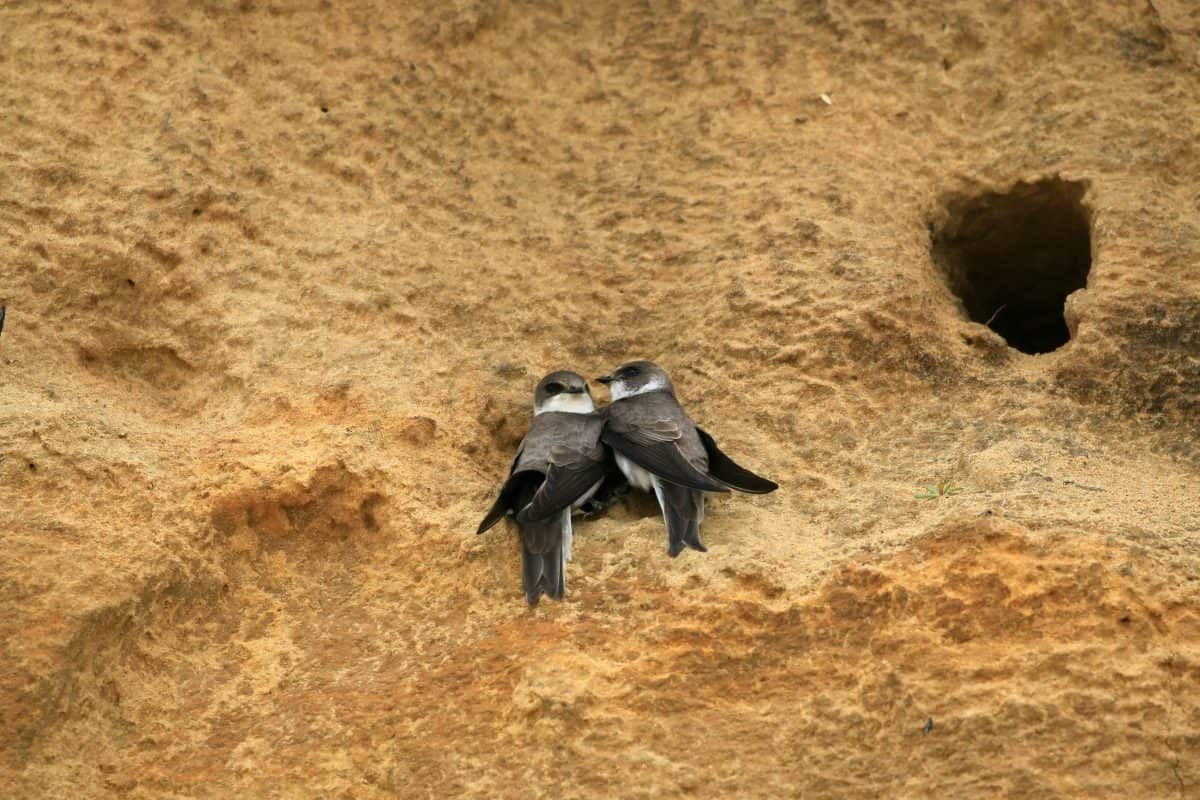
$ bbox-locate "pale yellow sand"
[1,2,1198,797]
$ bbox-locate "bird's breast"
[614,452,655,492]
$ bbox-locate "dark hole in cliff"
[932,178,1092,354]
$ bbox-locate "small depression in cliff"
[933,178,1092,354]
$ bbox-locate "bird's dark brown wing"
[476,491,511,535]
[695,427,778,494]
[476,441,527,535]
[603,405,728,493]
[517,453,606,523]
[477,469,541,535]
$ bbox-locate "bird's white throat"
[535,393,595,415]
[608,375,669,401]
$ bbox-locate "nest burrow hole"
[932,178,1092,354]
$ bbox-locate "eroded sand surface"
[2,2,1199,797]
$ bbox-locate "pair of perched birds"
[477,360,778,604]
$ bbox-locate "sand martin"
[596,360,777,556]
[477,371,607,604]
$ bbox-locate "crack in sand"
[1164,649,1186,800]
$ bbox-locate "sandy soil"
[1,1,1198,797]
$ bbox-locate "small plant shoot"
[915,480,964,500]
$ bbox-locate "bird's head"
[595,360,675,400]
[533,370,595,415]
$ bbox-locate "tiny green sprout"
[915,480,964,500]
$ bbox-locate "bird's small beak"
[595,374,614,385]
[566,385,586,394]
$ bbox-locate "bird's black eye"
[544,382,564,395]
[622,366,640,378]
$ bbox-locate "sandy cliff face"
[1,1,1198,797]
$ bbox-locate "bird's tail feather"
[520,511,569,604]
[653,478,707,557]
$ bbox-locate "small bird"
[477,371,607,604]
[596,360,777,556]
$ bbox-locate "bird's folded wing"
[517,452,606,523]
[476,490,512,534]
[695,427,778,494]
[476,442,527,534]
[602,418,729,493]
